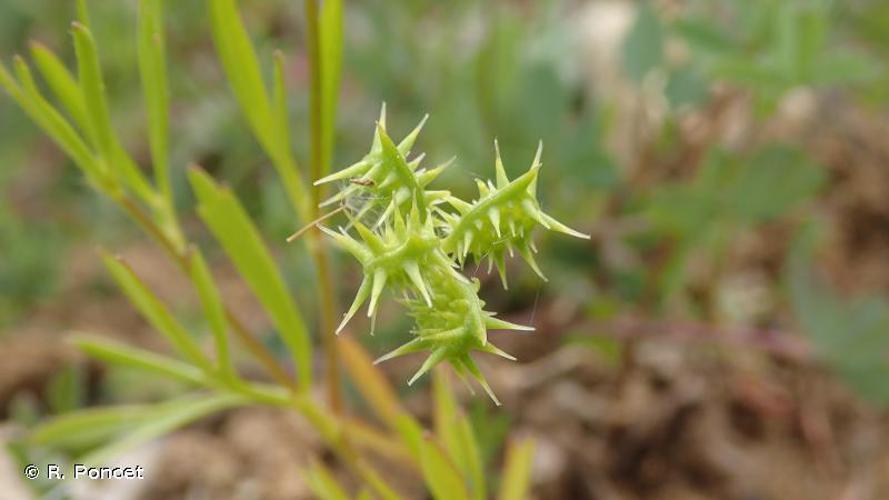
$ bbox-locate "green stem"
[304,0,343,414]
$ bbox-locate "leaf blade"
[138,0,171,198]
[188,168,312,389]
[73,334,206,386]
[318,0,343,176]
[102,252,212,371]
[497,438,535,500]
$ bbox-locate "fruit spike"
[314,110,589,401]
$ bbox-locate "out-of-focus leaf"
[434,369,485,500]
[188,168,312,389]
[665,65,709,108]
[45,365,85,415]
[1,59,101,182]
[622,2,663,82]
[29,42,93,143]
[71,23,114,170]
[810,51,879,85]
[731,145,824,221]
[187,248,233,379]
[83,393,248,464]
[673,18,736,54]
[776,2,827,82]
[102,253,212,371]
[206,0,309,218]
[648,146,823,234]
[419,436,470,500]
[137,0,170,194]
[339,337,404,429]
[475,5,522,132]
[31,405,151,451]
[72,22,156,203]
[319,0,343,175]
[73,335,206,386]
[304,461,351,500]
[393,414,425,459]
[468,403,512,467]
[786,224,889,405]
[206,0,274,154]
[498,438,535,500]
[565,334,623,366]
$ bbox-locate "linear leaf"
[456,414,486,500]
[71,22,113,169]
[318,0,343,176]
[187,247,234,379]
[498,438,535,500]
[188,168,311,389]
[72,22,156,203]
[82,393,248,465]
[420,437,470,500]
[3,58,102,183]
[207,0,274,154]
[138,0,171,198]
[28,42,94,144]
[206,0,309,219]
[31,405,152,450]
[434,369,486,500]
[102,252,212,371]
[73,334,206,385]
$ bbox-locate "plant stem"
[304,0,343,414]
[118,194,299,392]
[116,192,409,493]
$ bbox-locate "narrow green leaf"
[188,168,312,389]
[434,369,486,500]
[498,438,535,500]
[31,405,152,450]
[138,0,171,199]
[0,61,21,98]
[72,22,156,204]
[81,393,248,465]
[433,369,462,459]
[46,365,85,414]
[5,57,102,183]
[419,437,470,500]
[318,0,343,176]
[73,334,207,385]
[28,42,94,143]
[102,253,212,371]
[393,414,424,459]
[206,0,274,154]
[456,414,486,500]
[304,461,351,500]
[71,22,114,169]
[187,247,234,379]
[206,0,309,219]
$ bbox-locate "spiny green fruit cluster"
[315,105,589,404]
